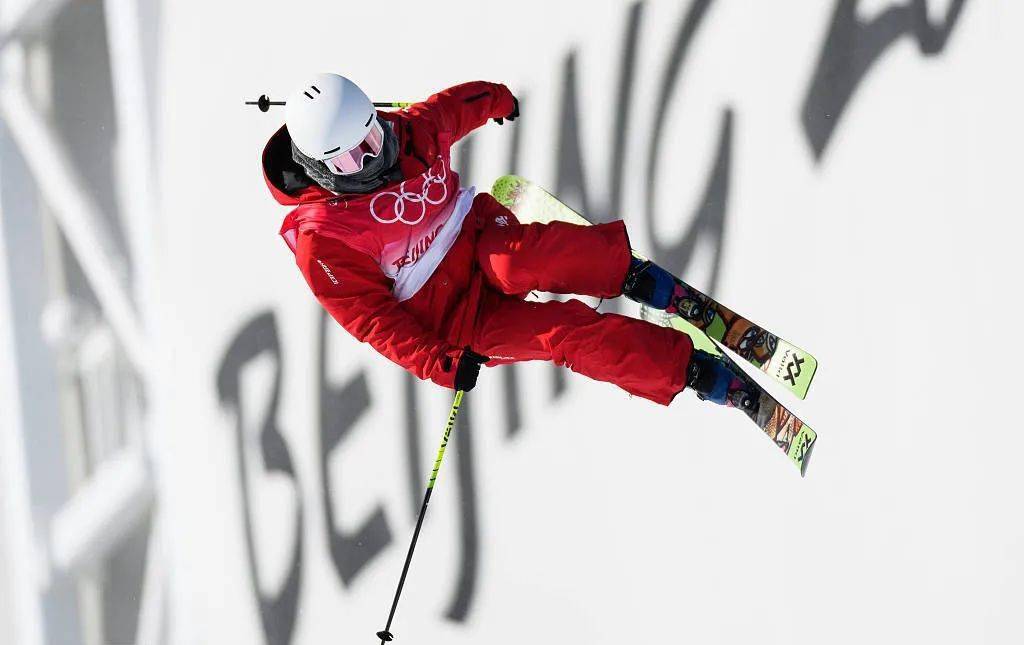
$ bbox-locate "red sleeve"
[407,81,516,144]
[297,233,462,389]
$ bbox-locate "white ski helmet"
[286,73,384,176]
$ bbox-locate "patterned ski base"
[660,280,818,400]
[491,175,818,400]
[750,385,816,476]
[722,343,816,475]
[642,308,816,475]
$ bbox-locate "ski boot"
[622,258,705,319]
[685,349,762,417]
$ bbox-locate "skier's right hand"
[493,96,519,125]
[453,348,490,392]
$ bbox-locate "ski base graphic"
[644,307,817,475]
[491,174,818,400]
[660,279,818,400]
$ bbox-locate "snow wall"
[157,2,1023,643]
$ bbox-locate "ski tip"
[799,440,815,477]
[490,175,526,207]
[791,353,818,401]
[791,425,817,477]
[764,340,819,401]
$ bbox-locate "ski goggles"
[323,118,385,175]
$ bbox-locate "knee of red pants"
[473,294,597,362]
[473,294,692,405]
[476,220,632,297]
[545,309,692,405]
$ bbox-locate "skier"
[262,73,757,410]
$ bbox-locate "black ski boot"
[685,349,762,415]
[622,258,676,309]
[622,257,704,319]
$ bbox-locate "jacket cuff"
[432,347,463,389]
[493,84,517,120]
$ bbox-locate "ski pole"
[244,95,285,112]
[376,389,465,643]
[244,94,411,112]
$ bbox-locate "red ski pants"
[471,218,693,405]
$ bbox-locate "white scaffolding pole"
[0,0,69,51]
[0,47,153,379]
[103,0,173,642]
[0,161,46,645]
[133,513,165,645]
[49,446,153,575]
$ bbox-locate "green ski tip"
[760,339,818,400]
[789,424,816,477]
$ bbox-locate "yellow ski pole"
[376,389,465,643]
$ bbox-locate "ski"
[491,175,818,400]
[638,305,816,474]
[714,334,817,475]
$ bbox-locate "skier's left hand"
[453,348,490,392]
[493,96,519,125]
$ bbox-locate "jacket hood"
[262,125,334,206]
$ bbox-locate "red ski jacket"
[263,81,516,388]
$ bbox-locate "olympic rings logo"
[369,160,449,225]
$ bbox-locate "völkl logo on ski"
[784,355,805,386]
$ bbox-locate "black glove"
[453,348,489,392]
[493,96,520,125]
